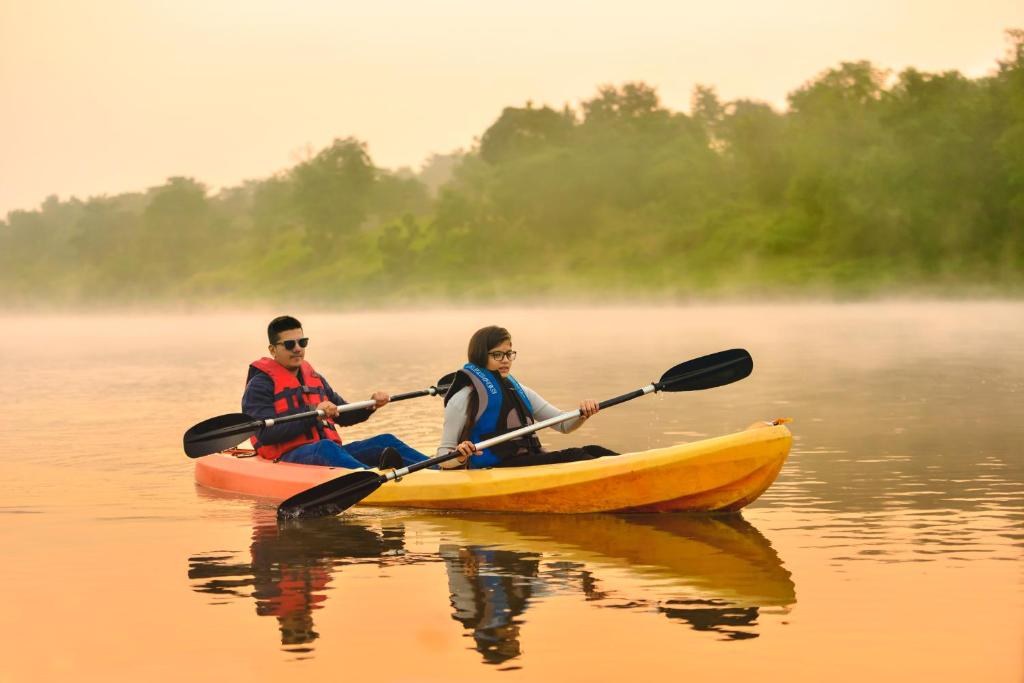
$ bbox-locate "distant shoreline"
[2,289,1022,315]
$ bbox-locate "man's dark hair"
[467,325,511,367]
[268,315,303,344]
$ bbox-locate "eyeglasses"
[274,337,309,351]
[488,350,517,362]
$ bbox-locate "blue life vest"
[457,363,537,468]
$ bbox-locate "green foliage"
[479,104,574,164]
[291,137,375,257]
[3,31,1023,306]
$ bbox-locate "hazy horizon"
[2,0,1022,216]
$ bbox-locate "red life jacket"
[248,357,343,461]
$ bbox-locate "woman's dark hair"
[268,315,302,344]
[467,325,511,367]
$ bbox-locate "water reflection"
[441,545,542,664]
[188,511,417,655]
[425,513,796,648]
[188,503,795,662]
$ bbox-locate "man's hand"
[371,391,390,410]
[316,401,339,418]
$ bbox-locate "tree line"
[2,31,1022,306]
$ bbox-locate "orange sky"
[1,0,1022,216]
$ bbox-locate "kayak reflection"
[424,512,796,652]
[188,491,795,660]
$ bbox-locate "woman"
[438,325,617,469]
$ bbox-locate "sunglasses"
[488,350,517,362]
[274,337,309,351]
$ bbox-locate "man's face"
[269,327,306,371]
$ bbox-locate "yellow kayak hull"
[195,422,791,513]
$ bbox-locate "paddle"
[276,348,753,520]
[183,373,457,458]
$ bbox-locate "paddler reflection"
[429,512,797,652]
[189,492,795,658]
[188,508,410,652]
[189,500,542,662]
[441,544,545,663]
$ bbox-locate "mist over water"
[1,302,1020,681]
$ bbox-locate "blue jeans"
[281,433,432,469]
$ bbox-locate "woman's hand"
[578,399,600,419]
[455,440,480,464]
[370,391,390,410]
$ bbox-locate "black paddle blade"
[657,349,753,392]
[183,413,258,458]
[277,470,385,520]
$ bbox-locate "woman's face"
[486,339,514,377]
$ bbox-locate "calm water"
[1,304,1021,682]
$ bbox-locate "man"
[242,315,429,469]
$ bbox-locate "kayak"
[194,420,791,513]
